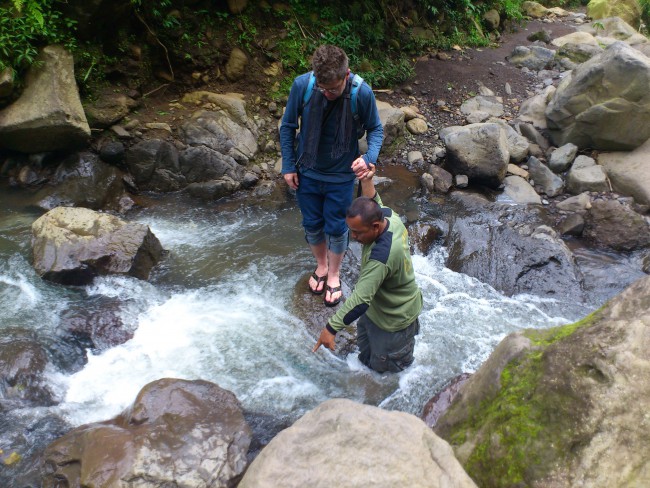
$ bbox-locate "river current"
[1,172,619,481]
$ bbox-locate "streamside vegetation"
[1,0,645,100]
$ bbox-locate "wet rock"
[422,373,472,428]
[443,192,584,298]
[0,328,55,410]
[239,398,477,488]
[583,199,650,251]
[43,378,251,488]
[32,152,127,211]
[99,140,125,166]
[408,221,443,255]
[31,206,165,285]
[125,139,186,192]
[558,213,584,236]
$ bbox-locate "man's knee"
[326,230,349,254]
[368,338,416,373]
[304,226,325,245]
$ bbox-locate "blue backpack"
[302,71,366,139]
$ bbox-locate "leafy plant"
[0,0,77,77]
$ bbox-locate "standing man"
[313,165,423,373]
[280,45,384,307]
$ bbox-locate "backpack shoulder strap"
[350,73,364,116]
[302,71,316,109]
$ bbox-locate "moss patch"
[448,310,602,487]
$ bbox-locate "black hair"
[346,197,383,226]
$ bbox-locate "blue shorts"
[296,174,354,255]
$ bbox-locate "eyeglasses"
[316,74,348,95]
[317,85,343,95]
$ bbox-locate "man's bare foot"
[308,270,327,295]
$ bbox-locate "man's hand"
[351,157,375,180]
[312,327,336,352]
[284,173,299,190]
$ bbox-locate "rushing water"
[0,175,618,483]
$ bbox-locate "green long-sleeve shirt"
[327,193,423,333]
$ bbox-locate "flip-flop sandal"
[309,271,327,295]
[324,284,342,307]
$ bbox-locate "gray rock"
[440,123,509,188]
[598,138,650,205]
[503,175,542,204]
[584,199,650,251]
[526,156,565,196]
[566,155,609,194]
[31,206,164,285]
[239,398,477,488]
[460,95,504,118]
[556,192,592,213]
[507,45,556,71]
[548,142,578,173]
[558,213,585,236]
[488,118,530,163]
[519,123,551,151]
[0,46,90,153]
[546,42,650,150]
[516,85,556,129]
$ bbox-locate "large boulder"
[239,398,477,488]
[587,1,643,29]
[125,139,186,192]
[434,274,650,487]
[180,109,258,164]
[440,123,509,188]
[31,207,164,285]
[546,41,650,151]
[443,192,584,298]
[0,46,90,153]
[43,378,251,488]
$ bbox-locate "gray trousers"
[357,314,420,373]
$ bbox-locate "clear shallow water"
[1,189,594,437]
[4,183,618,486]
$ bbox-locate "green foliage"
[0,0,77,77]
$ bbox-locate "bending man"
[313,164,423,373]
